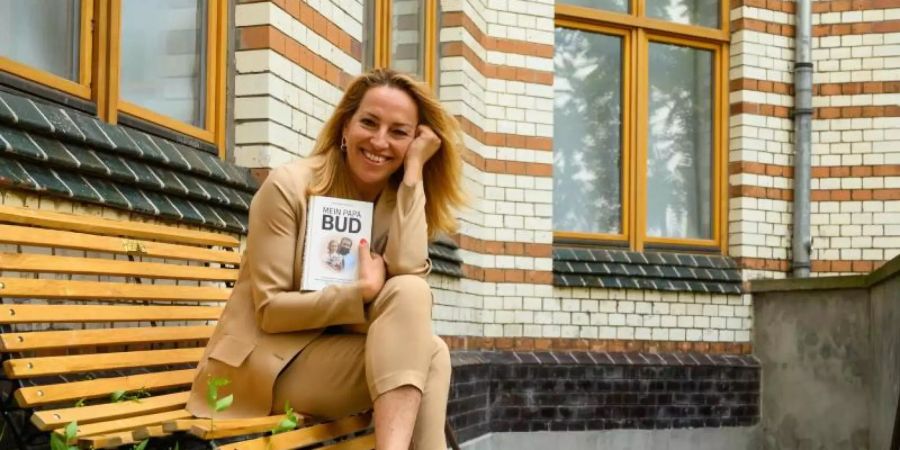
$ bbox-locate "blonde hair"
[307,68,466,240]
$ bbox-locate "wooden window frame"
[371,0,439,88]
[555,0,730,255]
[0,1,94,99]
[0,0,228,158]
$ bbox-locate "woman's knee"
[430,335,451,381]
[379,275,433,311]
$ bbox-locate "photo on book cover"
[301,196,373,291]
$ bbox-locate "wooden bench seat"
[0,205,373,449]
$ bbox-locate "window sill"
[552,246,743,294]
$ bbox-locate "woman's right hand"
[358,239,385,303]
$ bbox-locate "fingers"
[358,238,370,259]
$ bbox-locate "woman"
[186,68,465,450]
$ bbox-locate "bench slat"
[5,347,204,378]
[0,304,222,324]
[217,415,373,450]
[132,424,167,440]
[15,369,196,407]
[32,392,189,431]
[0,325,214,351]
[0,224,241,264]
[76,431,130,449]
[71,409,192,441]
[0,277,230,302]
[320,434,376,450]
[0,253,238,281]
[0,205,238,247]
[189,414,306,439]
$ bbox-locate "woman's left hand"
[404,125,441,171]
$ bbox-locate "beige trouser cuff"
[369,369,427,401]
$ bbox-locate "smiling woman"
[342,86,419,201]
[185,68,467,450]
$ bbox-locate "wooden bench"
[0,204,374,449]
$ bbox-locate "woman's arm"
[247,167,367,334]
[383,125,442,278]
[382,180,431,278]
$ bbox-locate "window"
[0,0,227,154]
[0,0,92,98]
[365,0,440,87]
[553,0,729,253]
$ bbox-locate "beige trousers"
[272,275,451,449]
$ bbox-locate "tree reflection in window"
[646,43,713,239]
[645,0,719,28]
[553,28,623,235]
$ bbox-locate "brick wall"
[729,0,797,280]
[729,0,899,279]
[434,0,557,339]
[810,0,900,275]
[233,0,362,168]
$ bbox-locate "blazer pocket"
[208,334,255,368]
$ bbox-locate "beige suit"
[186,158,449,447]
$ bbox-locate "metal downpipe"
[792,0,813,278]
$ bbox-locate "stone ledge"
[750,254,900,293]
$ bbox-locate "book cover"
[301,195,373,291]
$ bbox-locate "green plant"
[111,387,151,403]
[132,439,149,450]
[270,401,300,435]
[73,398,86,408]
[49,421,78,450]
[206,376,233,435]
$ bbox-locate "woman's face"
[343,86,419,200]
[328,241,337,252]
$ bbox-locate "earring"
[340,137,348,152]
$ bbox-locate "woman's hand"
[358,239,385,303]
[403,125,441,185]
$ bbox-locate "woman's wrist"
[403,159,424,186]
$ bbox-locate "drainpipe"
[792,0,813,278]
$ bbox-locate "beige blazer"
[186,158,431,418]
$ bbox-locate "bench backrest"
[0,205,238,438]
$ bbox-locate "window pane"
[121,0,206,127]
[561,0,628,14]
[0,0,80,81]
[391,0,423,77]
[646,43,713,240]
[553,28,623,235]
[646,0,719,28]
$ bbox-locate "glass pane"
[0,0,80,81]
[121,0,206,127]
[646,0,719,28]
[562,0,628,14]
[391,0,423,77]
[553,28,623,235]
[646,42,713,240]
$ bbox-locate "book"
[301,195,373,291]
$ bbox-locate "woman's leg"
[271,334,371,419]
[366,275,444,450]
[411,335,452,449]
[273,275,447,449]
